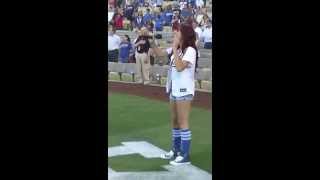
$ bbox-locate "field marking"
[108,145,136,157]
[108,141,212,180]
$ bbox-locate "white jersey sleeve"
[182,47,196,65]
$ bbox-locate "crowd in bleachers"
[107,0,214,87]
[108,0,210,30]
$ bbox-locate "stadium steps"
[108,62,212,92]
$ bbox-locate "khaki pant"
[135,52,150,83]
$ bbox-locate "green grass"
[108,92,212,173]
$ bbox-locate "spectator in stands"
[132,11,138,27]
[124,3,135,24]
[195,0,204,9]
[202,21,212,49]
[188,0,196,8]
[129,40,136,63]
[113,12,124,30]
[149,0,155,7]
[130,29,140,63]
[108,25,121,62]
[143,9,153,25]
[117,0,123,8]
[195,8,204,25]
[200,14,210,27]
[156,0,163,7]
[159,7,167,23]
[138,0,144,7]
[123,17,132,30]
[172,14,181,32]
[125,0,132,4]
[164,5,174,26]
[192,21,202,57]
[134,27,151,85]
[193,21,203,43]
[110,0,116,8]
[155,15,164,31]
[179,0,187,10]
[173,6,181,17]
[134,11,145,29]
[143,1,150,7]
[119,35,133,63]
[180,3,193,21]
[132,0,140,9]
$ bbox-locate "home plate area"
[108,141,212,180]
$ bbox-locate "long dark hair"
[124,34,130,42]
[179,22,199,71]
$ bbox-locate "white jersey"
[166,47,197,97]
[202,27,213,43]
[108,34,121,51]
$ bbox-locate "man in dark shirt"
[135,36,150,54]
[134,28,151,85]
[124,4,135,29]
[124,4,134,21]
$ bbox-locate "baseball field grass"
[108,92,212,173]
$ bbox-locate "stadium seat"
[198,59,212,68]
[108,62,126,73]
[149,65,162,84]
[195,80,201,89]
[157,40,167,48]
[199,52,211,58]
[201,80,212,91]
[163,27,171,32]
[123,63,137,74]
[160,77,167,86]
[121,73,133,82]
[109,72,121,81]
[150,64,162,75]
[196,68,212,81]
[161,65,170,77]
[199,49,212,54]
[123,19,131,30]
[108,62,116,72]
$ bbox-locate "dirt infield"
[108,82,212,110]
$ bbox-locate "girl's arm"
[148,38,169,65]
[172,37,190,72]
[173,49,189,72]
[149,38,167,57]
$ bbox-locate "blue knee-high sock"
[172,128,181,153]
[181,129,192,158]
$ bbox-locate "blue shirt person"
[164,9,173,26]
[155,15,164,31]
[134,12,145,29]
[143,9,153,24]
[119,35,133,63]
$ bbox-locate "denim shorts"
[169,93,194,101]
